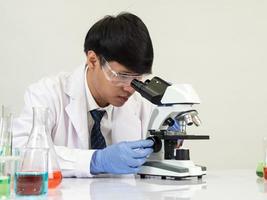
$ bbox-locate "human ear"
[86,51,100,69]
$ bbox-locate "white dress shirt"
[84,65,113,148]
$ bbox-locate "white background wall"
[0,0,267,170]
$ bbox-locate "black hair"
[84,12,153,74]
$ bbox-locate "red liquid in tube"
[48,171,62,188]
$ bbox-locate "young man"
[13,12,155,177]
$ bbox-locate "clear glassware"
[0,157,12,199]
[14,147,49,196]
[263,137,267,180]
[0,105,13,156]
[26,107,62,188]
[0,155,19,199]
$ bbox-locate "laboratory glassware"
[14,148,48,196]
[0,158,11,199]
[263,137,267,180]
[0,155,20,199]
[26,107,62,188]
[0,105,13,156]
[256,161,264,178]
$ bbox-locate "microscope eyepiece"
[130,79,145,92]
[130,77,171,105]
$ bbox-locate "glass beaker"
[14,148,48,196]
[0,105,13,156]
[26,107,62,189]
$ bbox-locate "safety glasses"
[100,56,144,87]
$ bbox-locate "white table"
[14,169,267,200]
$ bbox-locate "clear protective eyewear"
[100,56,144,87]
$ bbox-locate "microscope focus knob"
[175,149,190,160]
[146,136,162,153]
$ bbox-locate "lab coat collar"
[64,65,89,148]
[64,65,86,98]
[84,65,99,111]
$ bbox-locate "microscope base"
[138,160,206,180]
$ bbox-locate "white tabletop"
[14,169,267,200]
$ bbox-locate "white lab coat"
[12,65,154,177]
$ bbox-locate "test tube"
[263,137,267,180]
[0,156,19,199]
[0,105,13,156]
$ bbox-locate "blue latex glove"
[90,139,154,174]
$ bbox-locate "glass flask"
[26,107,62,188]
[14,147,49,196]
[0,105,13,156]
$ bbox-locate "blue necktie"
[90,110,106,149]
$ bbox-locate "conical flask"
[26,107,62,188]
[0,105,13,156]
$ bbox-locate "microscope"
[131,77,209,179]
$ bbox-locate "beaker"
[26,107,62,188]
[0,105,13,156]
[14,147,48,196]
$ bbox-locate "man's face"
[86,52,143,107]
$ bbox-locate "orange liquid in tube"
[48,171,62,188]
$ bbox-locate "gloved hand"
[168,120,183,148]
[90,139,154,174]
